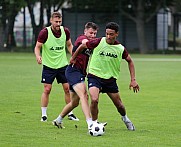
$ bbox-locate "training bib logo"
[50,46,64,51]
[99,51,117,58]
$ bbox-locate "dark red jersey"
[37,27,71,43]
[86,37,129,59]
[72,35,92,75]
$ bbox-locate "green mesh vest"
[88,37,124,79]
[42,26,68,69]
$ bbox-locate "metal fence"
[0,10,181,52]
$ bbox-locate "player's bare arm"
[70,43,87,64]
[125,54,140,93]
[34,41,43,64]
[66,38,73,55]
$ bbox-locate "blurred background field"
[0,52,180,146]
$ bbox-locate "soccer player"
[34,11,78,122]
[52,22,101,129]
[70,22,139,131]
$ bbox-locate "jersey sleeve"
[64,27,71,41]
[86,38,101,50]
[74,35,87,46]
[114,40,129,59]
[122,48,129,59]
[37,28,48,43]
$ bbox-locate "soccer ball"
[89,123,105,136]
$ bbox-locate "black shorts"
[41,65,68,84]
[65,65,85,92]
[87,74,119,93]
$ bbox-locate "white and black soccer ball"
[89,123,105,136]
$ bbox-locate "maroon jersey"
[37,27,71,43]
[86,37,129,59]
[72,35,92,75]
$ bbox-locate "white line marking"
[133,58,181,62]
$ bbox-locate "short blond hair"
[51,11,62,18]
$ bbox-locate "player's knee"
[64,87,69,95]
[44,87,51,94]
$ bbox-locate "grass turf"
[0,52,180,146]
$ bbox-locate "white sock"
[68,111,73,115]
[122,115,130,122]
[86,118,93,127]
[41,107,47,117]
[92,120,98,124]
[56,115,63,123]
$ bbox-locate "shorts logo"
[89,83,92,86]
[99,51,117,58]
[43,78,45,81]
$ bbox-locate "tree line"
[0,0,180,53]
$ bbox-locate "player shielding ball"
[71,22,139,131]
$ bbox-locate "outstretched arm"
[125,54,140,93]
[70,43,87,64]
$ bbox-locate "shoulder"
[37,27,48,43]
[113,40,129,59]
[78,34,88,40]
[63,26,70,33]
[114,40,120,45]
[62,26,70,41]
[122,48,129,59]
[114,40,125,50]
[39,27,48,36]
[74,35,87,46]
[77,35,88,41]
[88,38,102,45]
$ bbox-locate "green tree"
[44,0,67,26]
[0,0,25,49]
[119,0,173,53]
[25,0,67,46]
[173,0,181,11]
[70,0,174,53]
[25,0,44,46]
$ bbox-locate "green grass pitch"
[0,52,180,146]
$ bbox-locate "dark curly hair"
[105,22,119,33]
